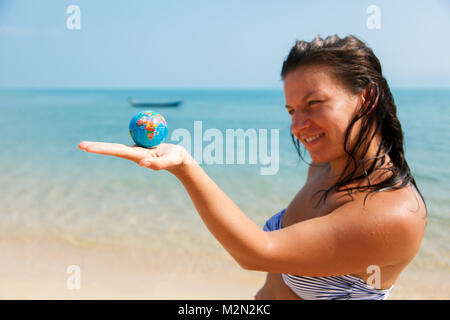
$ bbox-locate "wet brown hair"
[281,34,425,205]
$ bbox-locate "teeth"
[304,133,324,143]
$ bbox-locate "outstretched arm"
[78,141,420,276]
[175,159,419,276]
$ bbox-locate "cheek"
[319,117,349,156]
[325,110,355,142]
[318,114,347,141]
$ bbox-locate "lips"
[302,132,325,144]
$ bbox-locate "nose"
[291,111,311,136]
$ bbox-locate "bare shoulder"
[342,184,427,264]
[361,183,427,224]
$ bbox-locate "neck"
[327,136,388,185]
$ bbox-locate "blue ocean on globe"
[129,110,168,148]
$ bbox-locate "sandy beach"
[1,237,448,300]
[0,237,264,300]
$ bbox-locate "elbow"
[236,230,273,271]
[238,260,261,271]
[237,247,271,271]
[238,259,260,271]
[237,260,252,270]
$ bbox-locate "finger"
[139,156,173,171]
[138,158,152,167]
[78,141,150,162]
[79,141,127,155]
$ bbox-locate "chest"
[282,178,351,228]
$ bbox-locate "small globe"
[129,111,168,148]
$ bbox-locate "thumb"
[138,157,171,171]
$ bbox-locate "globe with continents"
[129,111,168,148]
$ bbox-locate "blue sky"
[0,0,449,89]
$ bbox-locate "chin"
[309,153,329,163]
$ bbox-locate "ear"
[360,83,378,112]
[361,84,371,103]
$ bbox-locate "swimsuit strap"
[262,208,286,232]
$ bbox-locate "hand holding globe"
[78,110,192,175]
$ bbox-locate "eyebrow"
[285,90,321,108]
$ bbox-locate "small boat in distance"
[128,98,182,107]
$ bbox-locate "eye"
[288,109,295,115]
[308,100,321,106]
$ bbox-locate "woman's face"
[284,64,364,164]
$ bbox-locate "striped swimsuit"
[263,209,394,300]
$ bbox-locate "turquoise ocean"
[0,88,449,297]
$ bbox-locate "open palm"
[78,141,191,173]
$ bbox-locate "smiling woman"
[256,34,427,300]
[78,34,427,300]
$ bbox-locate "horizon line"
[1,86,450,91]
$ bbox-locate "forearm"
[172,158,269,269]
